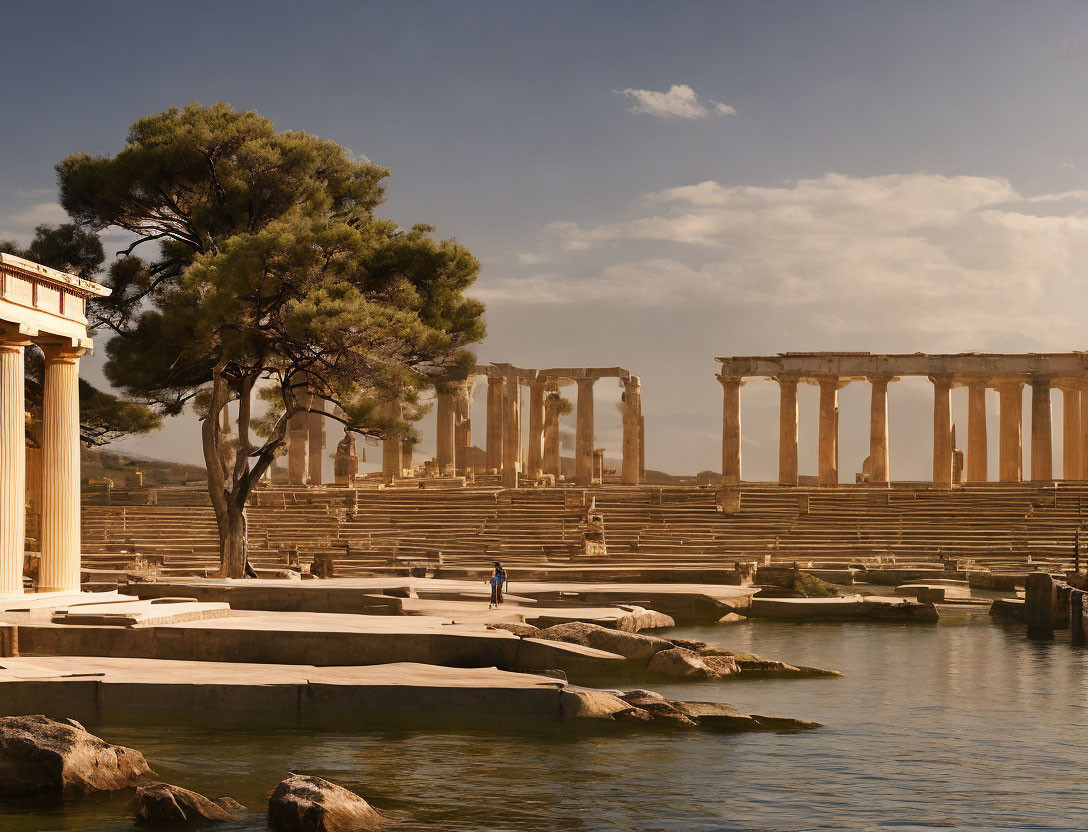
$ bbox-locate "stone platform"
[748,595,940,622]
[125,578,753,623]
[0,656,614,724]
[8,608,626,681]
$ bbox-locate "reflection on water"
[4,608,1088,831]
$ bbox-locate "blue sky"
[5,1,1088,478]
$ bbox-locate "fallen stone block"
[0,714,154,797]
[538,622,672,663]
[645,647,738,679]
[134,782,245,825]
[268,773,382,832]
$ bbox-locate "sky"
[5,0,1088,479]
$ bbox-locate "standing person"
[488,562,507,609]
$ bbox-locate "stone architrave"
[575,377,597,486]
[621,376,641,485]
[966,379,988,483]
[718,375,743,487]
[868,374,893,484]
[1030,375,1053,481]
[930,373,954,486]
[486,376,504,474]
[776,374,799,486]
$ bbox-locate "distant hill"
[81,447,206,487]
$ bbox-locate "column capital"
[927,372,955,387]
[772,371,802,385]
[0,336,32,352]
[811,374,847,390]
[991,376,1027,393]
[39,343,86,363]
[1054,378,1088,392]
[716,374,745,388]
[1030,373,1057,388]
[866,372,898,385]
[576,376,598,388]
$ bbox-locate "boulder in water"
[0,714,154,797]
[134,782,244,825]
[268,773,382,832]
[646,647,737,679]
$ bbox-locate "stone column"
[1061,384,1081,480]
[286,411,308,485]
[1030,375,1053,481]
[502,376,521,488]
[381,398,402,484]
[526,379,546,480]
[966,380,988,483]
[639,413,646,481]
[575,377,597,486]
[868,374,892,484]
[307,395,325,486]
[817,377,841,486]
[1081,390,1088,481]
[718,375,743,487]
[454,381,472,475]
[485,377,504,474]
[39,344,85,594]
[622,376,642,485]
[930,374,953,486]
[0,339,27,596]
[543,386,561,477]
[435,390,456,474]
[777,375,799,486]
[995,380,1024,482]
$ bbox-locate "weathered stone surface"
[134,782,244,825]
[538,622,671,662]
[486,622,542,638]
[0,714,154,797]
[646,647,737,679]
[268,774,382,832]
[558,687,631,719]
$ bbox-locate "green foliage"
[57,103,487,573]
[547,391,573,418]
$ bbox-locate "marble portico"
[0,253,109,596]
[716,352,1088,487]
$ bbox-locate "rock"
[646,647,737,679]
[538,622,671,663]
[638,701,697,726]
[613,707,653,724]
[0,714,154,797]
[268,774,382,832]
[614,606,676,631]
[486,623,542,638]
[668,638,708,651]
[749,714,824,730]
[717,612,746,624]
[619,689,666,707]
[134,782,244,825]
[559,688,631,719]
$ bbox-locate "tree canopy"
[58,102,486,576]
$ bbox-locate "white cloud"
[613,84,735,119]
[486,171,1088,351]
[0,201,68,243]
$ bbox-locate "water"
[4,608,1088,831]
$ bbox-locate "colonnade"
[0,253,109,596]
[716,353,1088,486]
[390,364,643,488]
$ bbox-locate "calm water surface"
[3,607,1088,831]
